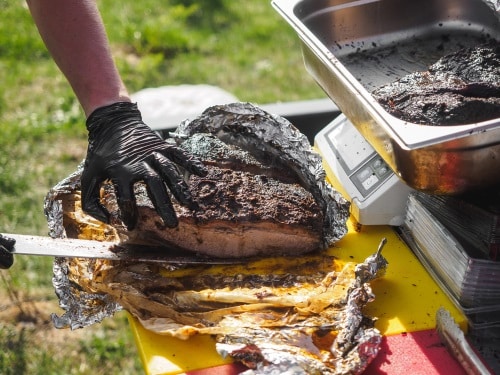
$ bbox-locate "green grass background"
[0,0,325,373]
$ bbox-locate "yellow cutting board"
[127,218,466,375]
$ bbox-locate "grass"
[0,0,325,373]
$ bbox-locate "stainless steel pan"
[272,0,500,194]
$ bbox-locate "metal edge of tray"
[272,0,500,194]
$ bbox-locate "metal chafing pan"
[272,0,500,194]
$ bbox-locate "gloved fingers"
[0,234,15,269]
[0,245,14,269]
[150,152,198,210]
[0,234,16,250]
[161,144,208,177]
[143,174,178,228]
[81,171,111,224]
[113,180,139,231]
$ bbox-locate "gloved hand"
[0,234,15,269]
[82,102,207,231]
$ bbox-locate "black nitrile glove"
[0,234,15,269]
[82,102,207,230]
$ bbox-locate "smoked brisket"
[101,147,325,258]
[96,104,349,258]
[372,41,500,125]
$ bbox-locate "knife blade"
[3,233,245,265]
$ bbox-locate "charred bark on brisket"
[372,41,500,126]
[100,131,331,258]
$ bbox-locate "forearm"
[27,0,130,116]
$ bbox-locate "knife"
[0,233,246,267]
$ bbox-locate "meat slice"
[372,42,500,125]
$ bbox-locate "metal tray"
[272,0,500,194]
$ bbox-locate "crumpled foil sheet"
[44,163,123,329]
[213,248,388,375]
[54,250,387,374]
[482,0,499,15]
[44,102,354,346]
[44,166,82,240]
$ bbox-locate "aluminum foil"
[483,0,500,15]
[44,165,83,240]
[213,248,387,375]
[355,238,388,284]
[43,162,123,329]
[53,248,387,374]
[51,257,122,330]
[45,102,350,331]
[46,229,386,373]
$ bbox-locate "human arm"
[27,0,207,230]
[26,0,129,116]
